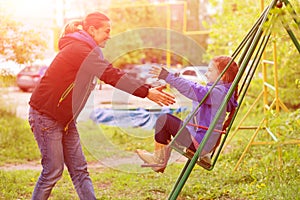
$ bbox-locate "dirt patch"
[0,161,42,171]
[0,161,106,171]
[0,153,187,171]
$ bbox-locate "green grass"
[0,97,300,199]
[0,109,40,165]
[1,149,299,199]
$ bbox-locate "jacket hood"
[58,30,103,59]
[208,81,238,112]
[223,83,238,112]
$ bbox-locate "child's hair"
[61,11,110,37]
[212,56,239,100]
[212,56,239,131]
[212,56,238,83]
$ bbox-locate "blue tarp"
[90,107,187,130]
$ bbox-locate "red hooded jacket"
[29,30,150,129]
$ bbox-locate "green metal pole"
[168,3,269,148]
[212,33,272,169]
[168,54,248,200]
[167,1,278,199]
[232,5,269,61]
[282,22,300,53]
[167,160,191,198]
[210,15,271,168]
[280,0,300,53]
[281,0,300,28]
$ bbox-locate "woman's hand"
[149,65,162,79]
[147,85,175,106]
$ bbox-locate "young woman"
[28,11,175,200]
[136,56,239,173]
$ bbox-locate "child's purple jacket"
[164,72,238,153]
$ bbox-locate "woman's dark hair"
[82,12,110,30]
[61,11,110,36]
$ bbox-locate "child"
[136,56,239,173]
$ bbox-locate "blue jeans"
[28,107,96,200]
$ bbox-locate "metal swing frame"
[166,0,300,199]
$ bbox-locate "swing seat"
[170,141,212,170]
[139,109,226,171]
[169,123,226,170]
[140,143,212,170]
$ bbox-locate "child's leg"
[154,113,196,151]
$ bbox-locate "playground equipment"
[225,0,300,171]
[165,0,300,199]
[104,1,299,198]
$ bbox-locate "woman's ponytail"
[60,20,83,37]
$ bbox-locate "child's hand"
[149,65,162,79]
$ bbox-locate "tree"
[102,0,208,67]
[204,0,300,109]
[0,15,48,64]
[102,0,166,66]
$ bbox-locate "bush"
[0,69,16,87]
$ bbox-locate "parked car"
[178,66,208,85]
[16,64,48,92]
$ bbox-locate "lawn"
[0,99,299,199]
